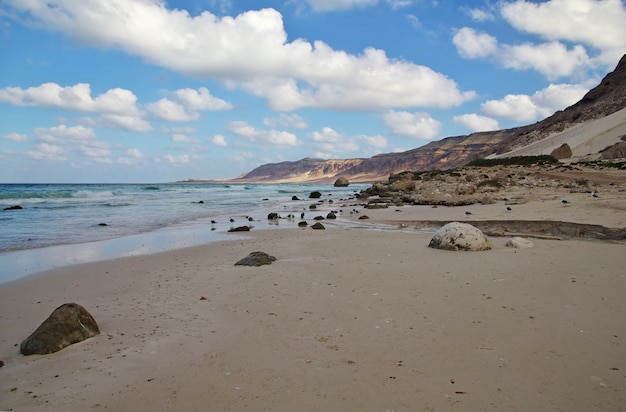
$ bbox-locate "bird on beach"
[561,199,570,204]
[591,192,599,198]
[465,211,472,216]
[301,212,305,219]
[506,207,512,211]
[211,220,217,224]
[229,217,235,223]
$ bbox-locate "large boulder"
[20,303,100,355]
[309,191,322,199]
[428,222,493,251]
[334,177,350,187]
[550,143,572,159]
[235,251,276,266]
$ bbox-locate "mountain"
[200,54,626,184]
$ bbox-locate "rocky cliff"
[222,54,626,184]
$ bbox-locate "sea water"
[0,183,369,282]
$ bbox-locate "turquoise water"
[0,183,368,282]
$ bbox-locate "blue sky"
[1,0,625,183]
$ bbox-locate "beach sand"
[1,189,625,411]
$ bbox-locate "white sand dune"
[494,107,626,160]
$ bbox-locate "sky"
[1,0,625,183]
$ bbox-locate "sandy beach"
[1,184,625,411]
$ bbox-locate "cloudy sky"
[1,0,625,183]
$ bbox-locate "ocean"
[0,182,370,283]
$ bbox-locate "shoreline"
[1,189,625,410]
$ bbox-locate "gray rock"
[334,177,350,187]
[428,222,493,251]
[20,303,100,355]
[311,222,325,230]
[235,251,277,266]
[228,225,251,232]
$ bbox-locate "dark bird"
[301,212,305,219]
[229,218,235,223]
[561,199,570,204]
[211,220,217,224]
[465,211,472,216]
[592,192,599,198]
[506,207,512,211]
[248,217,254,222]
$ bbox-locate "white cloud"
[501,42,590,80]
[453,27,498,59]
[174,87,233,111]
[358,134,388,149]
[303,0,378,12]
[117,148,146,165]
[453,114,499,132]
[4,132,28,142]
[149,87,232,121]
[481,82,589,122]
[212,134,228,147]
[34,125,96,142]
[228,121,299,146]
[83,114,152,132]
[383,110,441,140]
[263,113,308,129]
[26,143,66,160]
[170,134,199,143]
[6,2,473,111]
[79,140,111,159]
[467,8,496,22]
[0,82,140,115]
[309,127,360,154]
[501,0,626,66]
[160,154,191,164]
[148,98,199,122]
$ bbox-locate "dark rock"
[3,205,22,211]
[314,216,325,220]
[309,191,322,199]
[358,215,370,220]
[235,251,277,266]
[98,223,108,226]
[334,177,350,187]
[298,221,308,227]
[550,143,573,159]
[20,303,100,355]
[309,204,317,209]
[292,196,300,200]
[267,212,280,220]
[228,225,251,232]
[600,141,626,159]
[311,222,325,230]
[326,212,337,219]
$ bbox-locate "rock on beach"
[20,303,100,355]
[428,222,493,251]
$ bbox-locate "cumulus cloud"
[117,148,146,165]
[34,125,96,142]
[26,143,66,160]
[0,83,140,115]
[263,113,308,129]
[481,83,589,122]
[383,110,441,140]
[227,120,299,146]
[3,132,28,142]
[82,114,152,133]
[5,1,473,111]
[303,0,377,12]
[454,1,626,79]
[453,27,498,59]
[170,134,199,143]
[466,7,496,22]
[212,134,228,147]
[309,127,360,156]
[501,0,626,66]
[453,114,499,132]
[148,87,232,121]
